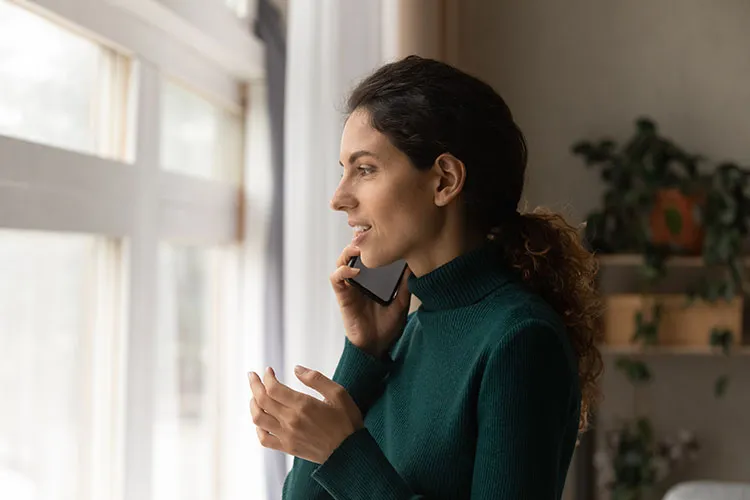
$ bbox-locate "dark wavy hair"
[347,55,604,436]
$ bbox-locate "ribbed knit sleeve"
[282,327,402,500]
[301,320,578,500]
[312,428,415,498]
[331,337,393,415]
[470,320,579,499]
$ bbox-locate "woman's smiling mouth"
[351,224,372,244]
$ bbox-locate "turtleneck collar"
[407,243,518,312]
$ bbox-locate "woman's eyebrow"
[339,150,379,166]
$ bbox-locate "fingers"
[250,397,282,434]
[263,368,305,407]
[331,245,363,292]
[336,245,361,268]
[330,265,361,291]
[294,365,346,403]
[248,372,288,417]
[256,426,282,451]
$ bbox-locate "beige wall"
[459,0,750,223]
[458,0,750,495]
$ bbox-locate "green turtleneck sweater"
[282,244,581,499]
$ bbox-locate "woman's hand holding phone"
[330,245,411,358]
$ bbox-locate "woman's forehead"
[340,111,392,161]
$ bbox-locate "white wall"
[459,0,750,495]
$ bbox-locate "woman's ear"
[432,153,466,207]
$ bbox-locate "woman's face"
[331,109,439,268]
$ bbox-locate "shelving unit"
[596,254,750,353]
[600,345,750,355]
[597,253,750,267]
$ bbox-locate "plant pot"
[649,188,705,254]
[603,294,743,347]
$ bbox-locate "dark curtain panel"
[253,1,287,498]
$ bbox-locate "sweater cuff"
[332,338,392,414]
[312,428,415,500]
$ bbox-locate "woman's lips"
[352,226,371,245]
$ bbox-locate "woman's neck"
[406,223,485,278]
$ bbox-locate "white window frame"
[0,1,271,500]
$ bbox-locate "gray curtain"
[253,1,287,498]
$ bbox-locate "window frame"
[0,1,270,500]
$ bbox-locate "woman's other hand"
[248,367,363,464]
[330,245,411,358]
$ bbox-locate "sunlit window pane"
[0,1,128,158]
[0,231,95,500]
[155,245,220,500]
[160,80,244,184]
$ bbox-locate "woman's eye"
[357,165,375,176]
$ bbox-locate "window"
[0,0,130,159]
[155,244,240,500]
[0,230,123,500]
[161,80,245,184]
[0,0,263,498]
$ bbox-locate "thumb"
[294,366,340,400]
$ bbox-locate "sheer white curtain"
[282,0,452,398]
[282,0,457,392]
[283,0,388,413]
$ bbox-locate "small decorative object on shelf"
[595,417,700,500]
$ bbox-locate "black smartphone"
[346,256,408,306]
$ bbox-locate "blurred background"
[0,1,748,500]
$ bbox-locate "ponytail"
[493,208,604,436]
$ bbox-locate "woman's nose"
[330,184,357,212]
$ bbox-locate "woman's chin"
[360,251,399,269]
[359,252,377,268]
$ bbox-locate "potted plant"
[572,117,749,385]
[595,417,700,500]
[572,118,705,260]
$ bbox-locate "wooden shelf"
[600,345,750,355]
[596,254,750,267]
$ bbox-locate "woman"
[248,55,604,499]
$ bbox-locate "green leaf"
[571,141,593,156]
[709,328,733,355]
[636,118,657,134]
[724,278,737,302]
[706,280,721,302]
[715,375,729,398]
[719,197,737,225]
[729,260,743,293]
[684,290,697,308]
[616,358,653,385]
[635,417,654,442]
[664,208,683,236]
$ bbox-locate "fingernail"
[294,365,308,375]
[266,367,275,377]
